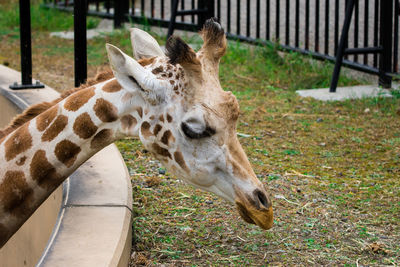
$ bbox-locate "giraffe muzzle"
[234,187,273,230]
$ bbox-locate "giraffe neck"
[0,78,146,247]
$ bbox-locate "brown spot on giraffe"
[55,140,81,168]
[152,143,171,159]
[153,124,162,136]
[174,150,189,172]
[135,107,143,118]
[64,87,95,112]
[4,123,32,161]
[16,156,27,166]
[90,129,114,150]
[30,150,61,190]
[140,121,152,138]
[0,171,33,217]
[161,130,175,145]
[149,115,155,120]
[159,114,164,122]
[168,72,173,78]
[169,80,175,85]
[166,114,173,123]
[102,79,122,93]
[73,113,98,139]
[138,56,156,67]
[121,115,137,131]
[36,104,59,132]
[122,92,133,102]
[42,115,68,142]
[93,98,118,122]
[151,66,164,74]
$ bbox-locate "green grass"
[0,0,100,36]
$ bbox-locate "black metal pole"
[114,0,129,28]
[329,0,355,93]
[378,0,393,88]
[20,0,32,85]
[10,0,44,90]
[167,0,179,38]
[74,0,87,87]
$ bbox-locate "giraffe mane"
[0,68,114,140]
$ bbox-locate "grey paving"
[296,85,393,101]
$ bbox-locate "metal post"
[10,0,44,90]
[114,0,129,28]
[167,0,179,38]
[329,0,355,93]
[74,0,87,87]
[378,0,393,88]
[198,0,214,28]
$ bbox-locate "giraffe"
[0,19,273,248]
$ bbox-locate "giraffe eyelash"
[181,122,216,139]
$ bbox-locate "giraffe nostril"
[253,189,268,208]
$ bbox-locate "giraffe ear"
[106,44,168,105]
[130,28,165,59]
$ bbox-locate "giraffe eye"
[181,122,215,139]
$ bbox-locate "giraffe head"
[106,19,273,230]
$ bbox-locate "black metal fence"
[17,0,399,90]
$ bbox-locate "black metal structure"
[10,0,44,90]
[39,0,400,90]
[167,0,214,38]
[74,0,88,87]
[330,0,393,92]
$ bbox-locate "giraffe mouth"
[235,201,273,230]
[234,187,273,230]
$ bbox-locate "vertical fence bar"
[141,0,145,16]
[276,0,280,40]
[324,0,329,54]
[256,0,260,38]
[227,0,231,32]
[105,0,110,13]
[167,0,179,38]
[379,0,393,88]
[373,0,379,68]
[237,0,240,35]
[266,0,270,40]
[330,0,355,92]
[151,0,154,18]
[131,0,135,15]
[191,0,195,22]
[161,0,165,19]
[353,0,359,62]
[334,0,339,54]
[181,0,184,21]
[285,0,289,45]
[19,0,33,86]
[315,0,320,52]
[74,0,87,87]
[114,1,129,28]
[295,0,299,46]
[393,0,399,73]
[217,0,221,21]
[305,0,310,49]
[363,0,369,64]
[246,0,250,36]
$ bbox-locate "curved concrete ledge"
[0,65,132,267]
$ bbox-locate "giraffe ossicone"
[0,18,272,248]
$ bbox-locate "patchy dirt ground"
[1,5,399,265]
